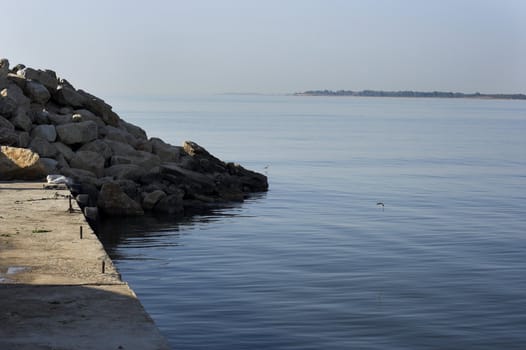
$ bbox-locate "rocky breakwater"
[0,58,268,218]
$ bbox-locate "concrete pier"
[0,181,170,350]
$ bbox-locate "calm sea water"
[99,95,526,349]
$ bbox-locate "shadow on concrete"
[0,283,170,350]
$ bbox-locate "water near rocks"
[99,95,526,350]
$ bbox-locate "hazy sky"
[1,0,525,96]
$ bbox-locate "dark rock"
[28,136,57,158]
[149,137,182,162]
[17,67,58,91]
[0,127,18,146]
[142,190,167,211]
[11,108,33,131]
[104,164,146,181]
[78,139,113,161]
[70,150,105,177]
[84,206,99,221]
[54,85,85,107]
[54,142,75,162]
[154,193,184,214]
[56,121,98,145]
[0,115,14,130]
[97,182,144,216]
[25,81,51,104]
[31,124,56,142]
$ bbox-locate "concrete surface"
[0,181,170,350]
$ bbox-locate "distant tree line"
[295,90,526,100]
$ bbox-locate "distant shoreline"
[294,90,526,100]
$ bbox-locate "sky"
[1,0,525,96]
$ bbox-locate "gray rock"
[54,85,85,107]
[104,164,146,181]
[74,109,105,128]
[11,109,33,132]
[30,106,50,124]
[0,146,47,180]
[103,139,137,156]
[17,67,58,91]
[135,139,153,153]
[0,127,18,146]
[70,150,105,177]
[78,139,113,161]
[0,115,14,130]
[0,93,17,116]
[119,120,147,140]
[104,125,139,148]
[56,121,98,145]
[97,182,144,216]
[25,81,51,104]
[55,153,70,169]
[59,106,74,115]
[84,206,99,221]
[59,167,99,186]
[149,138,182,162]
[39,157,59,173]
[6,73,26,89]
[31,124,57,142]
[142,190,167,211]
[54,142,75,161]
[76,194,90,207]
[1,84,30,109]
[77,90,120,126]
[17,131,30,148]
[110,151,161,169]
[47,113,71,125]
[28,136,57,158]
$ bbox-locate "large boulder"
[25,80,51,104]
[119,120,147,140]
[104,164,146,181]
[60,167,98,184]
[70,150,105,177]
[77,90,120,126]
[110,151,160,169]
[97,182,144,216]
[73,109,105,128]
[1,84,30,109]
[54,141,75,161]
[48,112,72,125]
[54,85,85,107]
[17,67,58,91]
[142,190,167,211]
[0,115,14,130]
[28,136,57,158]
[149,138,182,162]
[31,124,56,142]
[103,139,137,156]
[0,146,47,180]
[0,127,18,146]
[78,139,113,161]
[56,121,98,145]
[11,109,33,132]
[104,125,139,147]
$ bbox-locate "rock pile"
[0,58,268,217]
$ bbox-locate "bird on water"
[377,202,384,211]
